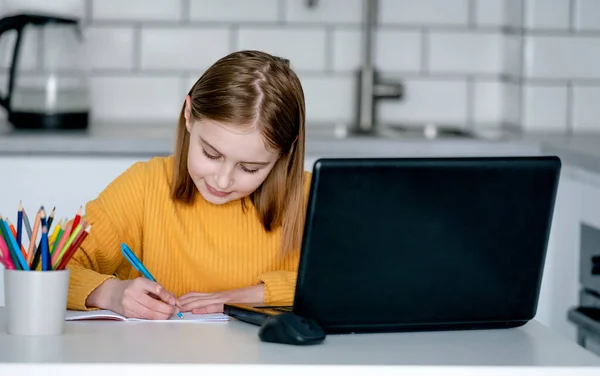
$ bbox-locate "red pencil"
[71,206,82,232]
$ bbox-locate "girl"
[66,50,311,320]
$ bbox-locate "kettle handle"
[0,14,78,114]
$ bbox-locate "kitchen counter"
[0,307,599,375]
[1,121,599,176]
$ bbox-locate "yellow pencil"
[49,219,63,245]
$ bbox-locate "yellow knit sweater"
[66,155,311,310]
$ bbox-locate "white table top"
[0,307,599,375]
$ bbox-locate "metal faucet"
[353,0,404,134]
[306,0,403,135]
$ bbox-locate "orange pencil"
[26,207,42,266]
[6,219,27,260]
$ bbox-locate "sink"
[305,123,513,141]
[385,124,475,139]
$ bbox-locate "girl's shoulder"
[109,155,174,194]
[143,155,175,183]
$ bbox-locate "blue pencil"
[41,229,50,271]
[39,210,51,271]
[120,243,183,319]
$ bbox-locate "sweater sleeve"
[257,271,297,304]
[66,160,148,310]
[256,171,313,305]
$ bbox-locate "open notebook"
[65,309,229,323]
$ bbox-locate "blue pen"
[120,243,183,319]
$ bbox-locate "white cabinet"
[581,178,600,229]
[536,165,600,343]
[0,156,147,218]
[535,169,583,342]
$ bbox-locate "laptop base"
[224,303,529,334]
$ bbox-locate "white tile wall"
[474,0,506,27]
[379,78,469,124]
[92,0,182,21]
[522,85,568,132]
[140,27,231,71]
[190,0,279,23]
[574,0,600,31]
[503,34,522,77]
[502,83,522,126]
[284,0,362,24]
[90,76,183,121]
[524,0,570,30]
[525,35,600,79]
[300,75,355,123]
[428,32,503,75]
[86,27,135,70]
[572,86,600,132]
[0,0,598,133]
[334,29,424,73]
[505,0,525,29]
[473,81,504,124]
[379,0,469,26]
[237,27,327,71]
[374,31,421,72]
[3,0,85,18]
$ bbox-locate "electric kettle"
[0,14,91,130]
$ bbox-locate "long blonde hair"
[171,50,306,255]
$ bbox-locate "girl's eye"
[241,165,259,174]
[202,149,220,160]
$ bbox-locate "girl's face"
[184,96,280,205]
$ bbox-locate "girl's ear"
[184,95,192,132]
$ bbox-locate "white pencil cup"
[4,269,70,336]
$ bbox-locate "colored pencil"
[40,223,50,271]
[51,222,82,267]
[2,203,90,271]
[26,207,42,266]
[49,219,63,248]
[39,209,49,270]
[0,225,16,270]
[50,222,65,254]
[51,220,72,261]
[0,218,20,270]
[55,224,91,270]
[21,207,32,241]
[6,218,27,260]
[16,202,23,248]
[0,216,29,270]
[71,206,82,231]
[47,207,55,231]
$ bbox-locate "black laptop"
[224,156,561,334]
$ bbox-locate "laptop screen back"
[293,157,561,332]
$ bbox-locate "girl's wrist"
[86,278,118,310]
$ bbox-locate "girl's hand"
[89,278,179,320]
[178,284,264,314]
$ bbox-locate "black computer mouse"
[258,313,326,346]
